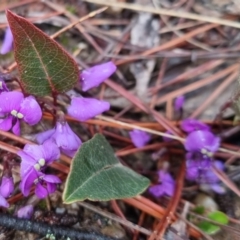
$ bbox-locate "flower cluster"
[18,140,61,199]
[182,119,223,193]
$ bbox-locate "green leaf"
[6,10,79,96]
[197,211,228,235]
[197,221,220,235]
[63,134,150,203]
[193,206,205,215]
[207,211,229,225]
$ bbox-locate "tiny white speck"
[24,71,27,73]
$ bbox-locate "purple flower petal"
[43,174,61,184]
[35,128,55,144]
[149,170,175,197]
[0,91,23,113]
[0,27,13,55]
[0,176,14,198]
[46,182,57,194]
[20,168,38,197]
[0,116,13,132]
[20,144,45,163]
[149,185,165,197]
[174,95,184,111]
[185,130,220,153]
[210,184,225,194]
[129,129,151,148]
[52,122,81,155]
[0,194,9,208]
[181,119,210,133]
[35,183,48,199]
[41,140,60,164]
[17,205,33,219]
[68,97,110,121]
[12,119,20,135]
[81,61,116,92]
[19,96,42,125]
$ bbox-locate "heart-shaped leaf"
[6,10,79,96]
[63,134,150,203]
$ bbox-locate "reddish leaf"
[6,10,79,96]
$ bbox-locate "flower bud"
[17,205,33,219]
[0,176,14,198]
[81,61,116,92]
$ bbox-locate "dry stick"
[190,69,239,118]
[115,23,218,66]
[43,0,104,54]
[149,161,185,240]
[159,21,204,34]
[50,7,108,39]
[82,0,240,29]
[105,79,183,137]
[149,59,223,94]
[212,166,240,198]
[160,15,213,52]
[156,63,239,105]
[78,201,152,236]
[150,58,168,108]
[96,115,240,158]
[0,0,38,12]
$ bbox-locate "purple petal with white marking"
[0,27,13,55]
[41,140,60,164]
[0,91,23,113]
[68,97,110,121]
[81,61,116,91]
[185,130,220,153]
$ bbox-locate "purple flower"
[17,205,33,219]
[174,95,185,111]
[185,130,220,156]
[129,129,151,148]
[186,160,225,194]
[36,121,82,157]
[0,27,13,55]
[149,170,175,197]
[18,140,60,178]
[0,176,14,198]
[20,169,61,198]
[0,91,42,135]
[68,97,110,121]
[181,119,210,133]
[81,61,116,92]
